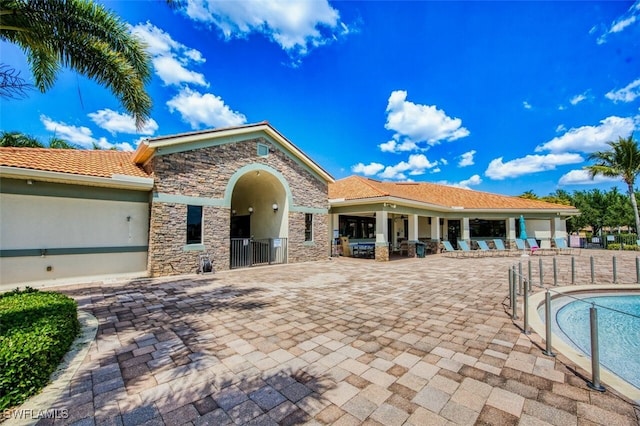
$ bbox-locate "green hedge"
[0,288,80,410]
[606,243,640,251]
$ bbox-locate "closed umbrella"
[519,215,527,240]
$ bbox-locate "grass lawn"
[0,288,80,410]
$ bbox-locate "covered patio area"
[328,176,579,262]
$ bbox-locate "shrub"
[0,288,80,410]
[606,243,640,251]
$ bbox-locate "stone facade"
[375,244,389,262]
[146,137,329,276]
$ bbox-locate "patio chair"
[492,238,510,256]
[476,240,495,256]
[441,241,460,257]
[515,238,527,251]
[457,240,479,257]
[526,238,552,255]
[553,238,573,255]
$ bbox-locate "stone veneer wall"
[146,137,329,276]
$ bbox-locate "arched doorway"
[229,168,288,268]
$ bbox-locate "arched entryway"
[228,166,289,268]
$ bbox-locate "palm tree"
[0,0,152,129]
[585,135,640,234]
[0,130,43,147]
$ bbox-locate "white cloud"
[88,109,158,135]
[351,162,384,176]
[131,22,208,87]
[152,56,208,87]
[558,169,620,186]
[555,124,567,133]
[455,174,482,189]
[353,154,438,180]
[458,150,476,167]
[166,87,247,129]
[570,93,587,105]
[535,116,637,153]
[378,137,419,153]
[440,158,448,166]
[523,101,532,110]
[182,0,350,63]
[605,78,640,103]
[385,90,469,147]
[40,115,134,150]
[596,1,639,44]
[484,153,584,180]
[438,174,482,189]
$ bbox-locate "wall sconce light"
[231,209,237,216]
[272,203,278,212]
[248,206,254,214]
[127,216,132,222]
[27,179,33,185]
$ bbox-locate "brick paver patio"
[19,251,640,424]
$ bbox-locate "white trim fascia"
[0,166,154,191]
[329,195,580,216]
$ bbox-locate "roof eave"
[0,166,154,191]
[329,195,580,216]
[140,123,335,184]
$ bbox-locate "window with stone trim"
[187,205,203,245]
[305,213,313,242]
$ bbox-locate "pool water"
[552,294,640,390]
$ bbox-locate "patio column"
[375,210,389,262]
[408,214,419,240]
[507,217,516,241]
[431,216,441,241]
[551,217,565,239]
[407,214,419,257]
[462,217,470,242]
[329,213,339,256]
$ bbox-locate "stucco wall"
[0,179,149,286]
[147,137,329,276]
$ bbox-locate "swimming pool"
[529,286,640,404]
[549,293,640,390]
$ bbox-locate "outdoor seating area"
[439,238,577,258]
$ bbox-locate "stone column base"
[375,244,389,262]
[407,241,417,258]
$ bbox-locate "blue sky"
[2,0,640,196]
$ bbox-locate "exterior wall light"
[272,203,278,212]
[231,209,237,216]
[248,207,254,214]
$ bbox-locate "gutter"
[0,166,154,191]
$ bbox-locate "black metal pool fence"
[507,254,640,394]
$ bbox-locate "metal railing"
[230,237,288,269]
[507,254,640,393]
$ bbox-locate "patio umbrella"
[519,215,527,240]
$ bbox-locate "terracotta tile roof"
[329,175,576,210]
[0,147,150,179]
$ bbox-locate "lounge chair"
[457,240,478,257]
[476,240,494,256]
[441,241,460,257]
[492,239,510,256]
[515,238,527,252]
[526,238,551,255]
[554,238,574,255]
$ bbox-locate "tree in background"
[585,136,640,235]
[1,130,77,149]
[0,0,152,129]
[570,189,608,235]
[0,130,43,147]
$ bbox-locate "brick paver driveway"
[38,253,640,425]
